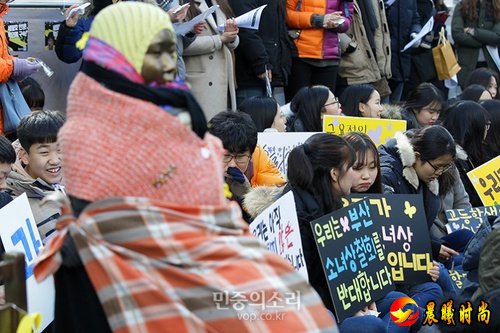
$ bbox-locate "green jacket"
[451,1,500,87]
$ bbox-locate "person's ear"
[330,168,338,182]
[359,102,366,114]
[415,151,422,162]
[19,147,29,166]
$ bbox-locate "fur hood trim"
[456,144,468,161]
[381,104,403,120]
[395,132,439,195]
[243,186,284,218]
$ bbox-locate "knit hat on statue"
[60,2,227,206]
[88,1,174,74]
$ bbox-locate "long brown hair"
[461,0,500,22]
[184,0,234,21]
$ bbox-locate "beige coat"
[338,0,391,84]
[184,0,239,121]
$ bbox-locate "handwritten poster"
[0,194,54,331]
[258,132,317,176]
[249,191,308,280]
[322,116,407,146]
[445,206,500,234]
[311,199,394,322]
[467,156,500,206]
[342,194,433,284]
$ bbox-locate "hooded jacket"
[378,132,442,258]
[337,0,391,85]
[431,146,472,239]
[6,161,62,243]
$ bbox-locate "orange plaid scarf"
[35,197,338,333]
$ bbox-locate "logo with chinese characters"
[422,299,491,326]
[390,297,420,326]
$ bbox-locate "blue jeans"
[437,264,458,295]
[340,315,386,333]
[236,86,266,107]
[441,229,474,269]
[236,86,286,107]
[408,281,443,310]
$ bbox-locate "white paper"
[250,191,308,281]
[0,194,55,331]
[486,45,500,71]
[218,4,267,31]
[258,132,318,176]
[401,16,434,52]
[173,5,218,36]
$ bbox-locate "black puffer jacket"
[228,0,292,88]
[378,133,442,259]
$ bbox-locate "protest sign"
[311,199,394,322]
[258,132,317,176]
[342,194,432,284]
[0,194,55,331]
[467,156,500,206]
[250,191,307,280]
[445,206,500,234]
[448,269,468,291]
[322,116,407,146]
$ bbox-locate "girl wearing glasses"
[286,85,342,132]
[379,126,462,268]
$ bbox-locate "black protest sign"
[445,206,500,234]
[448,269,468,291]
[310,198,394,322]
[342,194,432,284]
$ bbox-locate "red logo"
[390,297,420,326]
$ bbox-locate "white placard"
[401,17,434,52]
[258,132,318,177]
[0,193,55,331]
[250,191,308,280]
[218,4,267,31]
[174,5,218,35]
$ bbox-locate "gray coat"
[451,1,500,88]
[431,165,472,239]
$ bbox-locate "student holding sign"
[379,127,464,298]
[284,133,413,332]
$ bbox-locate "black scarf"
[81,61,208,138]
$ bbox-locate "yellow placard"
[322,116,407,146]
[467,156,500,206]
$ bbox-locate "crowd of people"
[0,0,499,332]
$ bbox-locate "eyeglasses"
[223,154,251,166]
[426,160,453,174]
[324,96,340,108]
